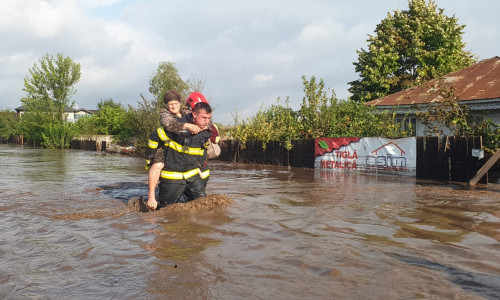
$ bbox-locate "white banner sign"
[314,137,417,175]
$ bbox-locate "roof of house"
[74,108,97,114]
[366,56,500,107]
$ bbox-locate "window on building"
[395,117,417,136]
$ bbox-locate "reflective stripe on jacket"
[200,169,210,179]
[160,168,200,180]
[148,127,205,153]
[146,126,211,180]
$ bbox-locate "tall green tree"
[22,53,81,120]
[348,0,476,102]
[20,53,81,148]
[149,61,189,108]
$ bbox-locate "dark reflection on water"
[1,144,499,299]
[101,182,148,203]
[390,253,500,299]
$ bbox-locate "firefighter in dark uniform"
[146,102,213,207]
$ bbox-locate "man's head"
[192,102,212,128]
[163,90,182,114]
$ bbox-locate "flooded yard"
[1,144,499,299]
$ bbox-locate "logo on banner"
[365,142,407,171]
[315,137,416,174]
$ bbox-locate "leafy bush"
[228,76,405,149]
[125,94,161,156]
[20,112,77,148]
[0,110,20,141]
[40,121,77,149]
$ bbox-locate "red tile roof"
[366,56,500,106]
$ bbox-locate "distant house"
[15,105,97,123]
[73,108,97,122]
[365,56,500,136]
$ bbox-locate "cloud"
[0,1,75,38]
[1,0,499,125]
[254,74,274,83]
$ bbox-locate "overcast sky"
[1,0,499,125]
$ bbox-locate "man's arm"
[145,128,163,168]
[159,109,185,134]
[160,109,203,134]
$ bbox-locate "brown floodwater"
[1,144,499,299]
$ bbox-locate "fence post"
[470,148,500,186]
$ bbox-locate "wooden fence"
[70,135,111,151]
[8,134,110,151]
[4,135,494,183]
[219,136,494,183]
[70,139,106,151]
[218,139,315,168]
[416,136,486,183]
